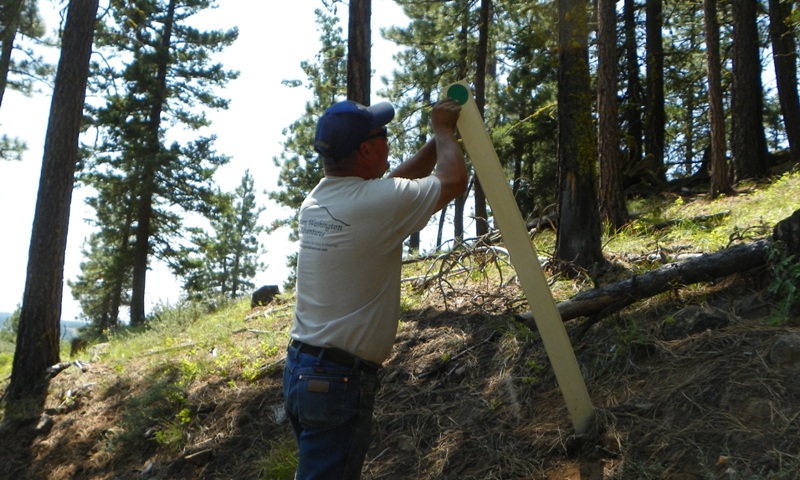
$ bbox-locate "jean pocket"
[296,372,358,428]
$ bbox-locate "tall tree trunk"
[347,0,371,105]
[454,190,467,243]
[131,0,177,326]
[473,0,490,239]
[704,0,732,197]
[644,0,666,184]
[768,0,800,162]
[623,0,643,176]
[597,0,628,230]
[731,0,768,181]
[556,0,604,273]
[5,0,99,423]
[109,273,122,330]
[106,230,129,331]
[131,185,153,326]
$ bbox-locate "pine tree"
[555,0,604,272]
[347,0,371,104]
[1,0,53,160]
[80,0,238,325]
[767,0,800,162]
[473,0,491,239]
[644,0,666,184]
[731,0,768,181]
[621,0,644,177]
[381,0,479,247]
[5,0,99,424]
[662,1,709,177]
[597,0,629,229]
[704,0,732,196]
[0,0,51,108]
[492,1,559,221]
[180,171,265,303]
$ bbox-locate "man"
[283,97,466,479]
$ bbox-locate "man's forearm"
[389,139,437,179]
[433,130,467,190]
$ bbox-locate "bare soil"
[2,268,800,479]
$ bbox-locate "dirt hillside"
[2,258,800,480]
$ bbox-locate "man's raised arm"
[389,99,467,212]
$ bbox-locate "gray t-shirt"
[291,174,441,364]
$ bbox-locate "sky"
[0,0,409,319]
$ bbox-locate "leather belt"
[290,339,381,374]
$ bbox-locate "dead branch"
[46,362,73,374]
[45,362,74,381]
[402,245,514,293]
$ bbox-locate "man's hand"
[388,98,466,209]
[431,98,467,211]
[431,98,462,134]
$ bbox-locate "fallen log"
[516,209,800,325]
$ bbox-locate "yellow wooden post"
[445,80,594,433]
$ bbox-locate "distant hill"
[1,312,86,340]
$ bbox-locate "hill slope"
[3,276,799,480]
[2,173,800,479]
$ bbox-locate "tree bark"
[731,0,769,181]
[644,0,666,184]
[767,0,800,163]
[703,0,732,196]
[622,0,643,176]
[556,0,604,272]
[597,0,628,229]
[347,0,371,105]
[5,0,99,423]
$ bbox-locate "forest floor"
[2,177,800,479]
[5,271,800,479]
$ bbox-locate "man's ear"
[357,141,376,161]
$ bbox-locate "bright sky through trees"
[0,0,406,319]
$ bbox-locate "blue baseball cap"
[314,100,395,162]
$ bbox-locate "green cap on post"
[446,83,469,105]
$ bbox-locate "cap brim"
[366,102,395,129]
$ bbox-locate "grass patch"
[250,436,298,480]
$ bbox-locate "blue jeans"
[283,344,380,480]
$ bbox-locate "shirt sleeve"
[388,175,442,244]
